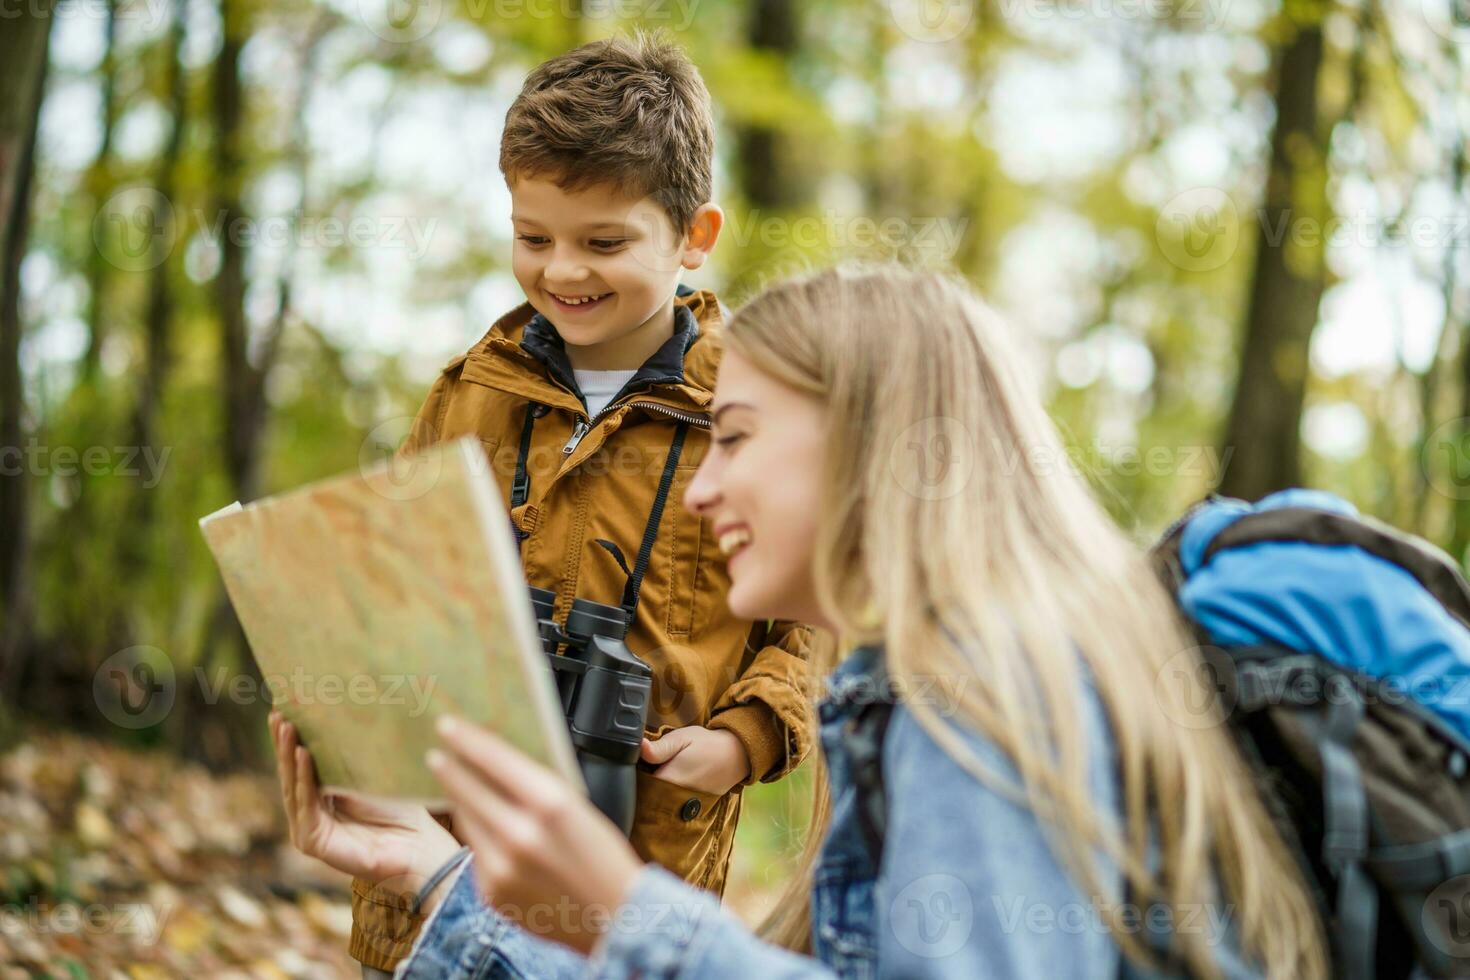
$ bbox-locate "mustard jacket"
[349,288,816,971]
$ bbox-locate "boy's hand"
[639,725,750,796]
[269,710,461,908]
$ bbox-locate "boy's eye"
[589,239,628,250]
[714,433,746,449]
[517,234,549,246]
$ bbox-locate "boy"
[349,34,816,974]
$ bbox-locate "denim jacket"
[396,646,1259,979]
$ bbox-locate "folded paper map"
[199,436,581,806]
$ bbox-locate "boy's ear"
[680,203,724,271]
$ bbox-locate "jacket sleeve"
[397,858,595,980]
[705,620,817,785]
[349,811,459,971]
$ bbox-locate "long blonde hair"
[737,264,1326,978]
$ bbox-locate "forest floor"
[0,730,795,978]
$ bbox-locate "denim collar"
[518,285,701,411]
[819,645,893,724]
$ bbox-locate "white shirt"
[573,368,639,417]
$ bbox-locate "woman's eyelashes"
[713,432,747,449]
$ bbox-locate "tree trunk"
[1217,19,1327,500]
[214,6,260,502]
[181,0,331,767]
[123,0,187,576]
[0,2,54,697]
[175,0,267,768]
[81,0,119,381]
[735,0,799,210]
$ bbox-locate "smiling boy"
[348,34,817,975]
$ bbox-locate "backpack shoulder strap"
[847,663,897,868]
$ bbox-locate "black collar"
[520,285,702,413]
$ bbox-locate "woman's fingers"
[446,801,512,900]
[435,716,562,813]
[427,748,525,902]
[428,747,530,844]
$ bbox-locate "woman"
[272,264,1326,978]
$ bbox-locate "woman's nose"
[683,456,719,516]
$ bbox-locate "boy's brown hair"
[499,32,715,234]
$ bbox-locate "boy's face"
[508,176,720,368]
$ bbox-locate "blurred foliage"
[0,0,1467,898]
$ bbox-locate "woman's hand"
[640,725,750,795]
[428,716,645,955]
[269,710,461,900]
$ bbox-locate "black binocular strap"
[508,400,688,620]
[511,402,538,510]
[509,402,539,545]
[620,422,689,622]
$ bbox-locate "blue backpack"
[1153,489,1470,978]
[847,489,1470,975]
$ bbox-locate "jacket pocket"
[669,462,734,640]
[629,767,740,897]
[665,464,701,637]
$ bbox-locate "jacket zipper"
[629,401,712,428]
[559,400,711,457]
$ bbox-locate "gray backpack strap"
[1306,690,1377,980]
[1367,831,1470,890]
[847,657,897,867]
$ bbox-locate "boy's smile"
[547,290,613,313]
[508,176,723,372]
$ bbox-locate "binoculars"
[529,587,652,835]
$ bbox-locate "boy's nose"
[544,247,590,284]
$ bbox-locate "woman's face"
[685,349,830,630]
